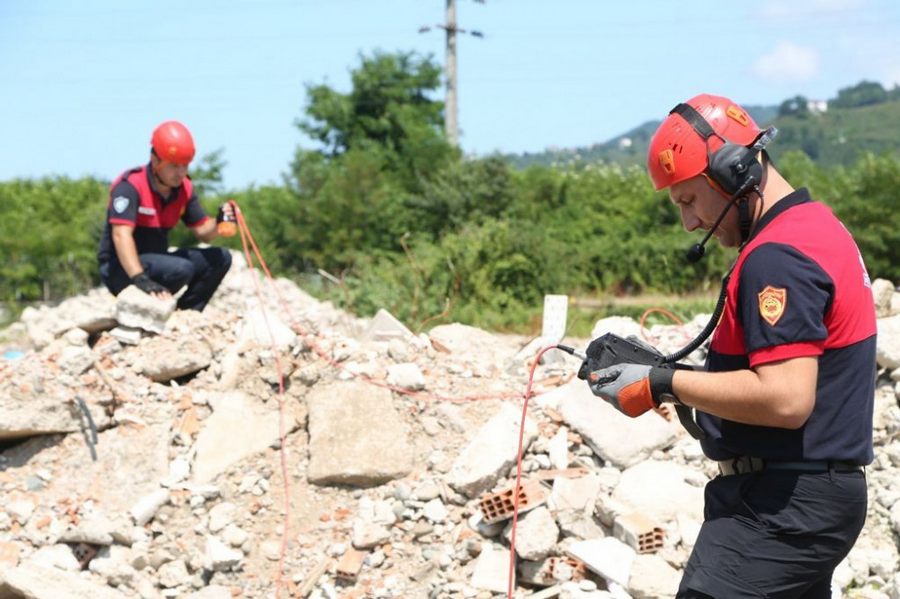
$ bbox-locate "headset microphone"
[684,175,757,263]
[686,239,710,264]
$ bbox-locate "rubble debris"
[479,480,549,524]
[71,542,100,569]
[0,264,898,599]
[334,547,367,582]
[613,512,665,554]
[114,285,175,334]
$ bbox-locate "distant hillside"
[507,94,900,170]
[768,99,900,166]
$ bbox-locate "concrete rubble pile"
[1,257,899,599]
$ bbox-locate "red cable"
[228,201,567,597]
[507,344,557,598]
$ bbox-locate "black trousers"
[677,468,867,598]
[100,247,232,312]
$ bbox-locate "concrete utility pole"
[420,0,484,147]
[445,0,459,147]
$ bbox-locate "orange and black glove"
[216,201,237,237]
[588,363,677,417]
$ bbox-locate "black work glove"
[131,272,167,295]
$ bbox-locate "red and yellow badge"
[757,286,787,326]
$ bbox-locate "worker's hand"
[131,272,169,297]
[216,202,237,237]
[217,201,235,221]
[587,363,676,417]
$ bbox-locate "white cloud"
[752,42,819,82]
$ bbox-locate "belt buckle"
[719,456,764,476]
[717,458,739,476]
[741,456,765,474]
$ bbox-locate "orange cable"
[234,206,291,599]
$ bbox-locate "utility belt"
[716,456,864,477]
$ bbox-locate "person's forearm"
[672,356,817,429]
[111,229,144,278]
[193,219,218,243]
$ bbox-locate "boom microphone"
[685,176,757,263]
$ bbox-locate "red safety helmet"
[151,120,195,165]
[647,93,761,191]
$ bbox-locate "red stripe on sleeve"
[749,341,825,368]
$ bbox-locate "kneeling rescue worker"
[586,93,876,598]
[97,120,234,311]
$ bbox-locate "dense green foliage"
[0,177,106,303]
[1,58,898,334]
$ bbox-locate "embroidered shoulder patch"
[758,286,787,326]
[112,196,130,214]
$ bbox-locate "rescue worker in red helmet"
[97,120,234,311]
[587,94,876,598]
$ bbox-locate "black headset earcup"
[707,144,762,195]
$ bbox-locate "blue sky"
[1,0,898,190]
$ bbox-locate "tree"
[407,156,515,239]
[291,51,456,192]
[279,51,460,271]
[0,177,106,302]
[778,95,810,118]
[189,149,228,197]
[831,81,888,109]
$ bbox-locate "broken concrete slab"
[550,474,604,513]
[0,562,129,599]
[0,376,111,441]
[628,553,681,599]
[555,379,681,469]
[386,362,426,391]
[115,285,175,334]
[136,336,212,382]
[428,323,503,356]
[447,402,538,498]
[130,489,171,526]
[192,391,289,483]
[361,308,416,343]
[566,537,635,588]
[306,380,414,487]
[873,279,895,318]
[56,290,119,334]
[877,314,900,370]
[108,326,143,345]
[611,460,704,524]
[470,544,511,593]
[503,506,559,561]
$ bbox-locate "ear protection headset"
[669,102,765,196]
